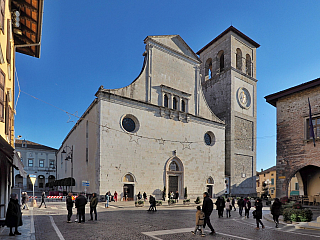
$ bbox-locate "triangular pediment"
[145,35,199,62]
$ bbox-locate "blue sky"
[14,1,320,171]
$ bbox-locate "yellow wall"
[256,169,276,199]
[0,1,15,147]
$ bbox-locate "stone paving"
[1,201,320,239]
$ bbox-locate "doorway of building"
[169,176,178,195]
[123,184,134,201]
[207,185,213,198]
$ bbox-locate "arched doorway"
[206,177,214,198]
[48,175,55,183]
[15,174,23,188]
[165,157,184,199]
[122,173,135,201]
[38,175,45,189]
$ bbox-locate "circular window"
[204,131,215,146]
[121,114,139,133]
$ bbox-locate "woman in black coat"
[271,198,282,228]
[254,198,264,229]
[5,193,23,236]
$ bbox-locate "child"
[191,206,205,237]
[225,198,231,218]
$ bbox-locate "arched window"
[181,100,185,112]
[164,94,168,108]
[246,54,252,76]
[169,161,179,171]
[236,48,242,70]
[205,58,213,80]
[173,97,177,110]
[123,174,134,182]
[217,50,224,73]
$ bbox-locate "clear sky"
[14,1,320,172]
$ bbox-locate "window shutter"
[6,19,11,63]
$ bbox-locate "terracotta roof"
[265,77,320,107]
[196,26,260,55]
[12,0,44,58]
[256,166,276,175]
[15,139,57,151]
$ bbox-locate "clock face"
[237,87,251,109]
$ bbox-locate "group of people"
[191,194,283,236]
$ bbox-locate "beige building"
[56,27,259,200]
[0,0,44,223]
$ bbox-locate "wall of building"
[276,85,320,198]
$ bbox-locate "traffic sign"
[82,181,90,187]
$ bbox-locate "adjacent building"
[14,140,57,193]
[57,27,259,199]
[265,78,320,198]
[0,0,44,223]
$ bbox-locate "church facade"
[57,27,258,199]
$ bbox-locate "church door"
[169,176,178,194]
[207,185,213,198]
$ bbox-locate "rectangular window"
[0,69,4,121]
[28,159,33,167]
[271,189,274,194]
[39,159,44,168]
[295,183,299,191]
[50,160,55,168]
[0,0,5,31]
[307,116,320,139]
[271,178,274,185]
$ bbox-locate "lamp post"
[61,145,73,192]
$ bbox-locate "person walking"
[191,206,205,237]
[38,191,47,208]
[114,191,118,202]
[89,193,98,221]
[254,198,265,229]
[148,195,156,212]
[215,196,225,218]
[137,192,142,200]
[225,198,231,218]
[231,197,236,211]
[244,198,251,218]
[237,197,244,216]
[175,191,179,203]
[5,193,22,236]
[75,192,87,223]
[271,198,282,228]
[143,192,147,201]
[21,192,29,210]
[66,192,73,223]
[202,192,215,235]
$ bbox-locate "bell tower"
[197,26,260,196]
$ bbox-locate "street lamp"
[61,146,73,192]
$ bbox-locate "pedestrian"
[75,192,87,223]
[175,191,179,203]
[38,191,47,208]
[202,192,215,235]
[162,190,165,201]
[124,190,127,201]
[271,198,282,228]
[215,196,225,218]
[21,192,29,210]
[170,191,174,200]
[114,191,118,202]
[89,193,98,221]
[66,192,73,223]
[254,198,265,229]
[191,206,205,237]
[5,193,22,236]
[244,198,251,218]
[148,195,156,212]
[137,192,142,200]
[231,197,236,211]
[143,192,147,201]
[105,193,109,208]
[237,197,244,216]
[225,198,231,218]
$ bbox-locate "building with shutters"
[0,0,44,224]
[56,26,259,200]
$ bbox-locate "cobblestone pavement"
[2,202,320,240]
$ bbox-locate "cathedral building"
[56,26,259,199]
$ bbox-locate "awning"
[13,151,27,178]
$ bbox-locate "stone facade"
[197,27,259,196]
[57,34,228,200]
[265,78,320,198]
